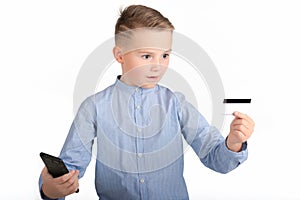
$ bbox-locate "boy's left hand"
[226,111,255,152]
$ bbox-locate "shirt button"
[135,88,140,92]
[138,153,143,158]
[136,105,141,110]
[137,128,142,132]
[140,179,145,183]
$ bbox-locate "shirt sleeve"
[175,92,248,174]
[38,96,97,199]
[59,95,97,175]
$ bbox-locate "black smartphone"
[40,152,79,193]
[40,152,69,178]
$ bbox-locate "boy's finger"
[231,118,248,125]
[41,166,47,174]
[66,175,80,193]
[231,124,249,136]
[67,170,79,186]
[41,167,52,179]
[233,111,246,118]
[55,170,76,184]
[233,112,254,125]
[231,119,250,129]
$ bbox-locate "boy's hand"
[227,111,255,152]
[41,167,79,199]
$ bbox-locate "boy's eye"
[141,55,151,59]
[162,53,169,59]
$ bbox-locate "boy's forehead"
[116,28,173,54]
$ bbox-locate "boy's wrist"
[225,137,242,152]
[41,185,57,200]
[226,142,242,152]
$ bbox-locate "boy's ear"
[113,46,123,63]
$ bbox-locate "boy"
[39,5,254,200]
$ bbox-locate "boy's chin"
[138,78,161,88]
[141,83,157,88]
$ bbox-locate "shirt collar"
[114,75,159,94]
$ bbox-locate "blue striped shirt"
[39,76,248,200]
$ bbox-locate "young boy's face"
[114,29,173,88]
[120,48,171,88]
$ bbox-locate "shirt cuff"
[40,188,56,200]
[223,137,248,164]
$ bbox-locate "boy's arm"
[39,96,97,199]
[175,92,248,174]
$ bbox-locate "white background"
[1,0,299,199]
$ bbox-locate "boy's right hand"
[41,167,79,199]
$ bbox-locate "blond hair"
[115,5,174,35]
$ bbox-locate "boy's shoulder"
[94,84,115,97]
[78,84,114,106]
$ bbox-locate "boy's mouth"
[146,76,159,81]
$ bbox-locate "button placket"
[137,153,143,158]
[134,86,144,174]
[135,88,143,134]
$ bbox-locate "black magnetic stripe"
[223,99,251,103]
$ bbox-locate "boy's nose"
[152,57,160,65]
[151,56,163,67]
[150,64,161,71]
